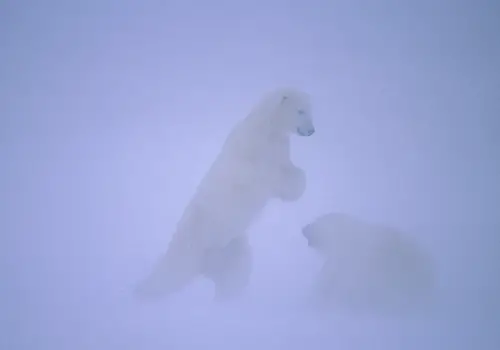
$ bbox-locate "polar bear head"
[302,212,361,257]
[249,87,315,137]
[277,88,315,137]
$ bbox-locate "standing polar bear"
[302,213,437,316]
[135,87,315,301]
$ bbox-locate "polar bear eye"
[298,109,305,115]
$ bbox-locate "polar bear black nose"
[297,127,315,136]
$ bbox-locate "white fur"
[201,235,253,301]
[135,87,315,300]
[303,213,437,316]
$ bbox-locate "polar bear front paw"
[275,164,306,202]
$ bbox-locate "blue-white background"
[1,1,499,349]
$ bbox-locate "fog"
[1,1,499,349]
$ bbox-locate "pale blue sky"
[1,1,499,349]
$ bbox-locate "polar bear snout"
[297,126,315,136]
[295,107,315,136]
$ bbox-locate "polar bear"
[302,212,437,316]
[135,87,315,301]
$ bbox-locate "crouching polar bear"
[135,87,315,301]
[302,213,437,316]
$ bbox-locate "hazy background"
[1,1,499,349]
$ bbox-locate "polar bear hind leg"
[201,235,253,301]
